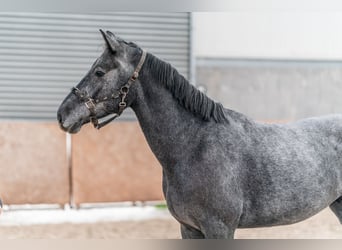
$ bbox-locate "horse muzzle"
[57,110,84,134]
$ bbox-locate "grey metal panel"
[0,12,190,120]
[197,57,342,121]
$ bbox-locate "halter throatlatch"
[72,49,146,129]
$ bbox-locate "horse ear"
[106,30,116,38]
[99,29,119,53]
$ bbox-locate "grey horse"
[57,30,342,239]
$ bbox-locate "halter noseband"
[72,49,146,129]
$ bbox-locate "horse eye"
[95,70,105,77]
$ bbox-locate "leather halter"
[72,49,146,129]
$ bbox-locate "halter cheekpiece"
[72,49,147,129]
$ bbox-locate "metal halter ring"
[120,86,129,93]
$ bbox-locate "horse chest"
[165,191,199,229]
[162,175,199,228]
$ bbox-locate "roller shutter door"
[0,12,191,120]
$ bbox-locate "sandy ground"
[0,208,341,239]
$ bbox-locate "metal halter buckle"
[85,99,96,110]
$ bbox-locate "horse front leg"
[180,220,237,239]
[201,221,237,239]
[180,224,205,239]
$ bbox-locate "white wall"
[193,12,342,60]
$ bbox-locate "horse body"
[57,30,342,238]
[133,66,342,235]
[238,116,342,228]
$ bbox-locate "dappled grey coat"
[57,30,342,239]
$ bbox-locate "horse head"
[57,30,145,133]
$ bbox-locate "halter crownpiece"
[72,49,147,129]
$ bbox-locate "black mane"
[144,53,228,123]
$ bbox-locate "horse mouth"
[60,121,82,134]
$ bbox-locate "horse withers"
[57,30,342,238]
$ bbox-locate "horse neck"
[130,54,255,168]
[130,67,203,167]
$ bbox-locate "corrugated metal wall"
[0,12,190,120]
